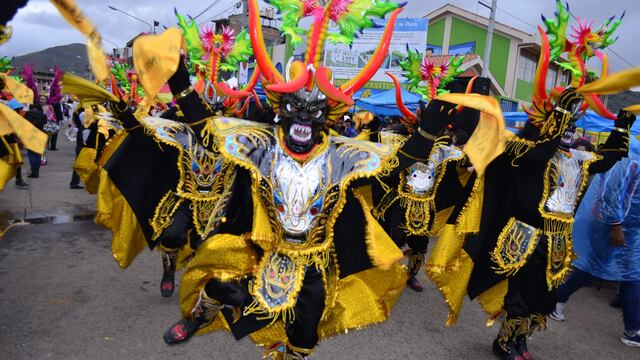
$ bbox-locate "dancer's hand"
[418,99,457,137]
[610,224,626,247]
[614,109,636,131]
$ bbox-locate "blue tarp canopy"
[355,88,422,117]
[503,110,640,135]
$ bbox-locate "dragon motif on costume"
[175,9,260,117]
[529,0,624,121]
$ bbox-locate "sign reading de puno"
[324,18,428,89]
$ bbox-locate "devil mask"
[278,91,328,154]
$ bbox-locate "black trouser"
[157,202,193,250]
[503,237,557,319]
[204,266,326,351]
[386,205,430,254]
[49,132,58,150]
[406,234,429,254]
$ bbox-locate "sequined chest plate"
[272,147,327,240]
[543,149,594,216]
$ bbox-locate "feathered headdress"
[386,46,466,125]
[249,0,405,123]
[22,64,39,103]
[110,62,144,105]
[47,66,63,104]
[532,0,624,121]
[175,8,260,116]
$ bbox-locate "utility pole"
[241,0,249,28]
[480,0,497,77]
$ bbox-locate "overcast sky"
[1,0,638,72]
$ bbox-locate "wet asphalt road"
[0,131,637,359]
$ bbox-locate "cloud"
[0,0,637,72]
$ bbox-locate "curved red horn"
[216,82,251,98]
[251,90,263,110]
[241,66,261,93]
[316,66,354,106]
[532,26,550,105]
[236,97,251,117]
[584,93,616,119]
[386,72,417,121]
[457,76,479,113]
[339,8,403,96]
[248,0,283,84]
[267,63,310,93]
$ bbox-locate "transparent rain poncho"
[573,137,640,281]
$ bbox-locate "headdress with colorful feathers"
[249,0,405,123]
[175,8,258,116]
[110,62,144,105]
[22,64,39,103]
[386,49,467,125]
[534,0,624,121]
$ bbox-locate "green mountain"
[7,43,92,76]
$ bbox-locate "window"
[517,52,536,83]
[546,67,557,89]
[559,70,570,86]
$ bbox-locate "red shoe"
[515,336,534,360]
[407,276,424,292]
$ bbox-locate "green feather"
[266,0,306,47]
[543,0,570,61]
[554,61,582,78]
[220,30,253,72]
[175,10,205,73]
[399,49,424,91]
[328,0,400,45]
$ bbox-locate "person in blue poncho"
[550,136,640,348]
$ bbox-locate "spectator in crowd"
[24,101,47,178]
[574,137,596,152]
[7,99,28,187]
[550,137,640,348]
[69,107,85,189]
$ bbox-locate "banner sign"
[324,18,428,90]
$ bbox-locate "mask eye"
[313,109,323,118]
[286,103,293,112]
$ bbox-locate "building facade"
[425,4,570,106]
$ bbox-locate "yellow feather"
[623,104,640,114]
[435,93,507,176]
[578,68,640,95]
[62,73,117,107]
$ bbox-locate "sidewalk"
[0,124,96,228]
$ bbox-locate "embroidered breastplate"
[141,117,235,239]
[375,143,464,236]
[212,118,396,317]
[542,149,594,216]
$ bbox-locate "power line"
[199,2,239,25]
[193,0,224,20]
[496,6,536,30]
[608,47,636,68]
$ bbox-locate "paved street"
[0,134,637,359]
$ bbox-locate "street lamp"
[107,5,159,34]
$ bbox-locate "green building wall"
[447,17,511,89]
[515,79,533,102]
[427,19,445,47]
